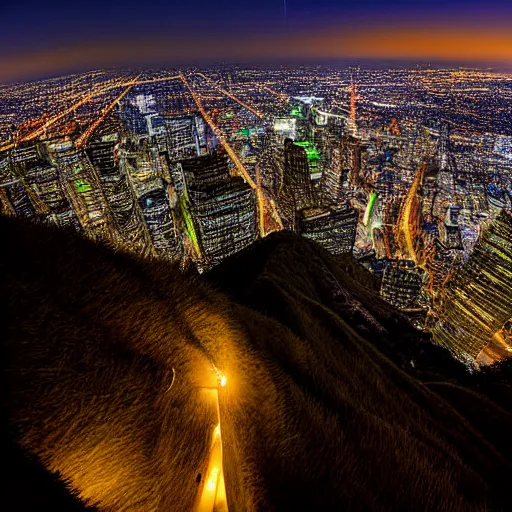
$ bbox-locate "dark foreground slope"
[1,217,512,511]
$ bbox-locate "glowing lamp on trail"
[212,364,227,387]
[206,467,220,492]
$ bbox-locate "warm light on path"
[193,368,228,512]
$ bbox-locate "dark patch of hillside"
[1,217,512,511]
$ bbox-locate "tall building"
[87,138,154,255]
[431,209,512,360]
[256,132,285,198]
[274,117,297,140]
[279,138,316,224]
[188,178,258,267]
[421,161,440,224]
[164,115,202,162]
[24,163,68,214]
[297,203,357,255]
[441,205,463,250]
[344,136,365,188]
[119,99,148,136]
[46,139,112,240]
[25,162,82,231]
[0,155,35,217]
[138,185,181,260]
[321,143,349,204]
[181,151,258,267]
[423,237,461,297]
[380,260,425,310]
[1,145,82,230]
[431,121,458,219]
[321,133,364,195]
[4,145,59,216]
[347,78,358,138]
[180,152,231,191]
[119,138,167,199]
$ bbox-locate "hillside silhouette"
[1,216,512,511]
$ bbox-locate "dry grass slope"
[1,218,511,511]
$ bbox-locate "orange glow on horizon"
[1,25,511,83]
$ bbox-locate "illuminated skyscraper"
[279,139,316,224]
[431,120,458,219]
[180,151,231,191]
[0,155,35,217]
[188,178,258,267]
[380,260,425,310]
[180,151,258,267]
[322,134,364,189]
[1,145,82,230]
[164,115,203,162]
[87,138,154,255]
[274,117,297,140]
[431,209,512,360]
[320,133,362,204]
[441,206,463,250]
[320,144,345,204]
[297,203,357,255]
[46,139,112,240]
[138,185,181,260]
[119,137,168,199]
[347,78,358,138]
[257,132,284,197]
[25,163,69,214]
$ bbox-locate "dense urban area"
[1,65,511,367]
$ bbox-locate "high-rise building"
[431,209,512,360]
[431,121,457,219]
[1,145,81,229]
[24,163,69,214]
[2,146,55,216]
[46,139,112,240]
[119,99,148,136]
[297,203,357,255]
[280,138,316,223]
[180,152,231,191]
[188,177,258,267]
[119,138,167,199]
[180,151,258,267]
[164,115,202,162]
[87,138,154,255]
[256,132,285,198]
[273,117,297,140]
[0,155,35,217]
[380,260,425,310]
[441,205,463,250]
[138,185,181,260]
[321,143,349,204]
[344,136,365,188]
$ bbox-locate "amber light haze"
[1,24,512,82]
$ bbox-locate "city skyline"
[1,64,511,363]
[1,0,512,82]
[2,7,512,506]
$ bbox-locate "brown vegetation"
[1,217,511,511]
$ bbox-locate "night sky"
[1,0,511,81]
